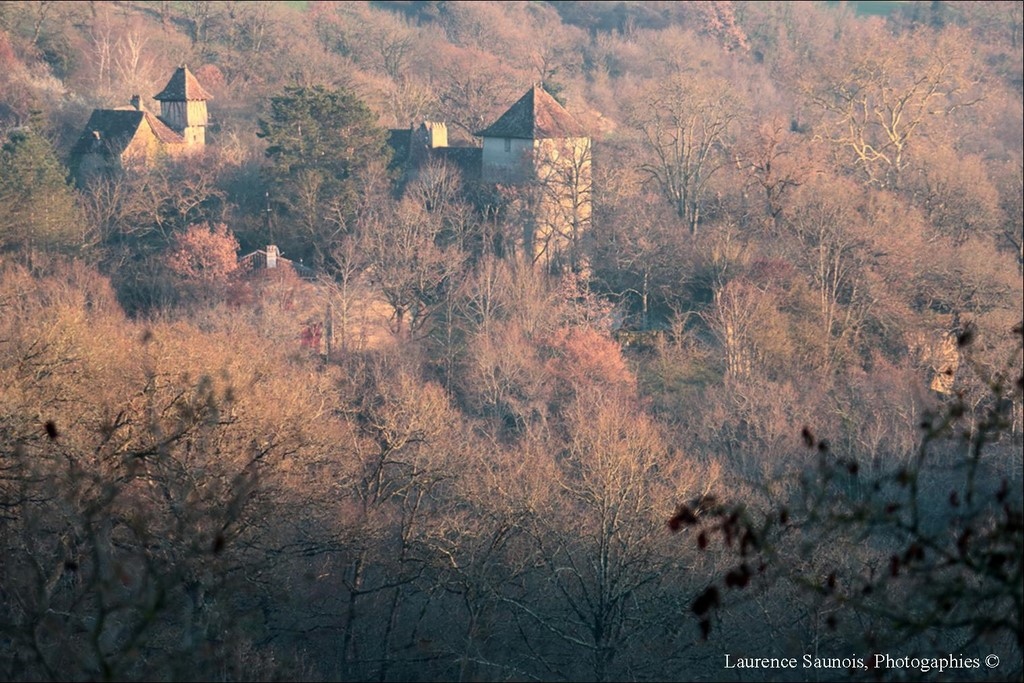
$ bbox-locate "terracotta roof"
[144,111,185,143]
[476,85,586,140]
[154,66,213,101]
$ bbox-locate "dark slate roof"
[476,85,586,140]
[70,109,145,158]
[388,127,483,182]
[70,107,183,159]
[431,146,482,181]
[154,66,213,101]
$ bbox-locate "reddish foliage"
[543,326,637,396]
[300,322,323,351]
[0,33,17,70]
[193,64,226,94]
[166,223,240,283]
[691,585,720,616]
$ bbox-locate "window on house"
[504,138,511,153]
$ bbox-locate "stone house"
[70,66,211,181]
[392,85,592,271]
[476,85,592,271]
[476,85,589,185]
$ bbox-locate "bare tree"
[802,26,982,189]
[361,199,465,338]
[626,71,739,235]
[781,178,872,373]
[734,118,817,232]
[502,394,709,681]
[114,30,155,97]
[530,137,592,273]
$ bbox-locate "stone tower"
[476,85,592,271]
[154,66,212,147]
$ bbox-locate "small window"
[504,138,511,153]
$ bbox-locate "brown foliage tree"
[165,222,239,283]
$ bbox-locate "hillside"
[0,2,1021,681]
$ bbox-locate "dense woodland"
[0,1,1022,681]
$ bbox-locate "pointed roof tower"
[153,65,211,147]
[154,65,213,103]
[476,85,586,140]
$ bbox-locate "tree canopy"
[0,128,81,256]
[257,85,391,263]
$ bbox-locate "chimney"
[266,244,279,269]
[422,121,447,149]
[130,95,143,111]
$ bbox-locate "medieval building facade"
[393,85,592,271]
[71,66,211,181]
[153,65,212,147]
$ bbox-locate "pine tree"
[0,128,81,258]
[257,86,391,264]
